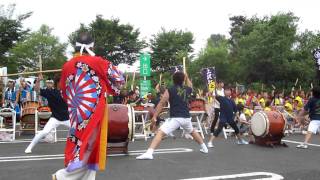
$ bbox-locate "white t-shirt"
[212,88,225,108]
[239,113,247,122]
[216,88,225,97]
[213,99,220,109]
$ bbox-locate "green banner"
[140,79,151,97]
[140,53,151,76]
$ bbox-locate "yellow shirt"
[259,98,265,107]
[294,96,303,110]
[264,107,272,111]
[275,98,280,106]
[235,97,239,104]
[238,98,245,105]
[244,108,253,117]
[295,96,302,103]
[285,102,293,114]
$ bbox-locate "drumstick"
[295,78,299,87]
[131,71,136,91]
[125,74,129,86]
[39,55,43,72]
[183,57,186,74]
[1,69,62,77]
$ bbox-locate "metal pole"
[0,69,62,77]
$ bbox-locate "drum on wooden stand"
[251,111,287,147]
[107,104,133,154]
[37,106,52,129]
[21,101,40,132]
[189,98,206,111]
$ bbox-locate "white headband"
[75,42,95,56]
[46,80,54,83]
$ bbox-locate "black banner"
[312,47,320,85]
[201,67,216,92]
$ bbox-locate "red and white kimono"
[56,55,123,179]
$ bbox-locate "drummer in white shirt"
[237,104,255,143]
[209,80,225,135]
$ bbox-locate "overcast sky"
[2,0,320,67]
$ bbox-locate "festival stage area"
[0,130,319,180]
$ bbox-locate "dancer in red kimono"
[53,32,124,180]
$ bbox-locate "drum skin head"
[251,112,267,136]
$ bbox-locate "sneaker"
[200,148,208,154]
[136,153,153,160]
[25,148,32,154]
[296,144,308,149]
[237,139,249,145]
[207,142,214,148]
[52,174,57,180]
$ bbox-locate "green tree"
[150,28,194,70]
[0,4,31,68]
[291,31,320,86]
[8,25,67,73]
[69,15,145,65]
[231,13,299,85]
[189,34,231,89]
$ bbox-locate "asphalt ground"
[0,130,320,180]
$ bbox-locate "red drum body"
[37,106,52,128]
[108,104,133,142]
[251,111,287,146]
[133,105,144,111]
[189,99,206,111]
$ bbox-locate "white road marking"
[0,154,64,160]
[179,172,284,180]
[0,157,65,162]
[282,139,320,147]
[0,148,193,163]
[0,138,67,144]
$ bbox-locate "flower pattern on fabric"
[62,57,125,171]
[65,61,103,161]
[65,61,101,154]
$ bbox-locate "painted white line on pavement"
[0,157,65,162]
[0,148,192,160]
[129,148,192,153]
[0,154,64,160]
[0,148,193,163]
[179,172,284,180]
[0,138,67,144]
[282,139,320,147]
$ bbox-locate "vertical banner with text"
[140,80,151,97]
[201,67,216,93]
[140,53,151,77]
[140,53,151,97]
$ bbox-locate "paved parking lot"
[0,132,319,180]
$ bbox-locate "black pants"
[213,120,240,137]
[210,108,220,133]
